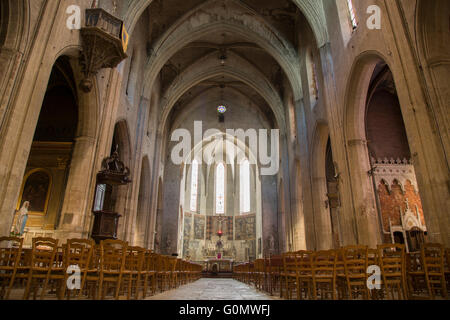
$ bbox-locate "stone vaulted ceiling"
[121,0,326,133]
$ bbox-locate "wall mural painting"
[194,215,205,240]
[183,239,190,257]
[184,213,192,238]
[226,217,233,240]
[235,214,256,240]
[206,216,233,240]
[21,170,51,213]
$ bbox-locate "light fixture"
[219,48,227,66]
[220,55,226,66]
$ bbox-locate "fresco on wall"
[235,214,256,240]
[206,216,233,240]
[183,239,190,257]
[194,215,205,240]
[184,213,192,238]
[226,217,233,240]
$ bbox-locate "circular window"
[217,105,227,114]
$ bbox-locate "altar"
[205,259,234,273]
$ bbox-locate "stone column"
[346,139,381,247]
[312,175,333,250]
[318,43,360,246]
[57,136,96,240]
[294,99,315,250]
[0,1,61,237]
[0,48,24,131]
[383,1,450,246]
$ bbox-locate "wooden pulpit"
[91,147,131,244]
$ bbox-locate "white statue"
[268,234,275,251]
[14,201,30,236]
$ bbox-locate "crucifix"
[216,215,226,259]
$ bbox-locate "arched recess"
[178,133,263,262]
[135,156,151,248]
[344,53,386,247]
[346,49,450,246]
[10,56,80,242]
[0,0,29,49]
[344,52,439,248]
[0,33,99,239]
[366,64,427,252]
[310,123,334,250]
[110,120,133,239]
[416,0,450,164]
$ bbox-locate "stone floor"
[146,278,280,300]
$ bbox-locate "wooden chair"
[335,248,347,299]
[23,237,60,300]
[61,239,95,300]
[281,252,297,299]
[167,257,178,289]
[253,259,265,291]
[421,243,447,299]
[82,244,101,299]
[367,248,384,300]
[406,251,427,298]
[312,250,337,300]
[246,263,252,285]
[156,255,171,292]
[267,255,282,297]
[296,251,314,300]
[0,237,23,300]
[142,250,157,298]
[174,258,184,288]
[342,245,369,300]
[178,260,187,286]
[377,244,407,300]
[445,248,450,295]
[122,246,145,299]
[97,239,128,300]
[368,248,379,266]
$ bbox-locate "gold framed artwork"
[16,168,52,216]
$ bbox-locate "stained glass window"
[217,105,227,114]
[240,160,250,214]
[190,160,199,212]
[216,163,225,214]
[346,0,358,30]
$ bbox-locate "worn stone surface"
[147,279,280,301]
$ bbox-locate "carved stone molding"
[371,157,418,193]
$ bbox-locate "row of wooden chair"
[234,243,450,300]
[0,237,202,300]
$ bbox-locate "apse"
[179,134,262,263]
